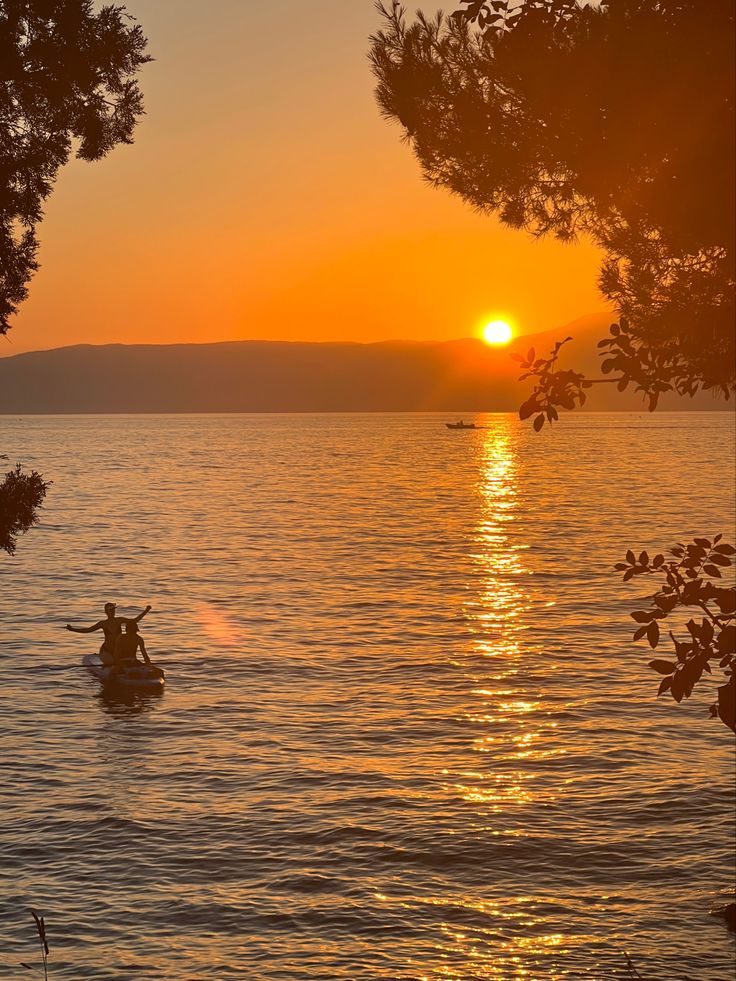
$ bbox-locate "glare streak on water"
[0,412,734,981]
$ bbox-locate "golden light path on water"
[465,422,551,803]
[441,420,581,978]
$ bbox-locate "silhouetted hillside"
[0,315,729,413]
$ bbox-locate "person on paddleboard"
[66,602,152,664]
[114,620,151,665]
[111,620,164,680]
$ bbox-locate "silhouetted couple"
[66,602,153,675]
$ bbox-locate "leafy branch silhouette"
[513,337,591,432]
[615,537,735,732]
[0,462,49,554]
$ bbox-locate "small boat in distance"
[445,420,477,430]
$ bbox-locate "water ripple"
[0,412,734,980]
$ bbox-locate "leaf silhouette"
[649,659,675,675]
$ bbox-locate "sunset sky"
[4,0,607,356]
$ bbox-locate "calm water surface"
[1,412,734,980]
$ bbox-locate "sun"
[482,319,513,345]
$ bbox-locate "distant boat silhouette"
[445,420,477,429]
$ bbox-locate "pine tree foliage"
[0,1,150,332]
[371,0,735,404]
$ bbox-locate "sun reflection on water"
[443,418,575,976]
[379,889,594,980]
[462,419,545,801]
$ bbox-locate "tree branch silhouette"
[371,0,735,406]
[371,0,735,729]
[0,461,49,555]
[616,537,735,732]
[1,1,150,554]
[0,1,151,333]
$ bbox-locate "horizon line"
[0,312,614,359]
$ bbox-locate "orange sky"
[4,1,607,356]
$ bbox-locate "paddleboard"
[83,653,165,692]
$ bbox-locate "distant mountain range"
[0,314,729,413]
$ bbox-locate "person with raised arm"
[66,602,152,664]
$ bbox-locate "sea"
[0,412,734,981]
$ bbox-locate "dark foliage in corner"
[0,0,150,332]
[0,461,49,554]
[617,537,735,732]
[370,0,735,408]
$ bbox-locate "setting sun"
[482,320,514,345]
